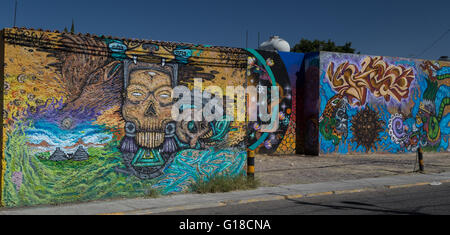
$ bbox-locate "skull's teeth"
[140,119,166,132]
[136,132,165,148]
[151,132,154,147]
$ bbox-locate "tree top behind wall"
[291,38,359,54]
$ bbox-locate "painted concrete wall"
[319,52,450,154]
[246,50,304,155]
[4,28,447,207]
[0,28,249,207]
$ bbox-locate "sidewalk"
[255,152,450,186]
[0,152,449,215]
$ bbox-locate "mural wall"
[3,28,447,207]
[319,52,450,154]
[1,28,248,207]
[297,52,320,155]
[246,49,304,155]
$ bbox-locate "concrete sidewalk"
[255,152,450,186]
[0,152,449,215]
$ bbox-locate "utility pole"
[246,30,248,48]
[71,19,75,33]
[417,147,424,173]
[13,0,18,27]
[257,32,260,48]
[247,150,255,178]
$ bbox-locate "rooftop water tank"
[258,35,290,52]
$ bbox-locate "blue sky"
[1,0,449,60]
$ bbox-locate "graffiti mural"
[1,28,248,207]
[276,52,304,154]
[3,28,447,207]
[320,52,450,154]
[246,50,304,155]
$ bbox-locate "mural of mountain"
[64,138,107,150]
[26,140,53,148]
[24,120,113,152]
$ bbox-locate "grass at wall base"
[192,173,259,194]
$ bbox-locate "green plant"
[145,188,161,198]
[192,173,259,194]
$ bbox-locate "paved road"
[157,182,450,215]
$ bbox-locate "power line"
[245,30,248,48]
[416,28,450,58]
[257,32,260,48]
[13,0,18,27]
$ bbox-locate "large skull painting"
[122,62,177,148]
[118,60,230,180]
[118,61,179,179]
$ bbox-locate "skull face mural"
[123,66,175,148]
[117,60,236,179]
[119,61,179,179]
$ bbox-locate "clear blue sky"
[1,0,449,60]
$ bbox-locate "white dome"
[258,36,290,52]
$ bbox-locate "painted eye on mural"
[159,93,170,99]
[133,92,143,97]
[331,98,340,106]
[154,86,173,105]
[148,71,158,78]
[157,91,172,104]
[127,87,148,102]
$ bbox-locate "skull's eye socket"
[159,93,170,99]
[133,92,143,97]
[127,89,147,102]
[155,88,173,105]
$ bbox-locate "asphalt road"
[158,182,450,215]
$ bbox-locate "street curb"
[385,182,430,189]
[99,202,229,215]
[100,178,449,215]
[332,188,376,195]
[237,196,286,204]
